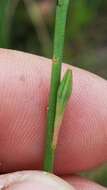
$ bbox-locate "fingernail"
[0,171,75,190]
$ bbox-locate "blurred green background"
[0,0,107,186]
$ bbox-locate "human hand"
[0,49,107,189]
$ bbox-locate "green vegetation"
[44,0,72,172]
[0,0,11,47]
[0,0,107,186]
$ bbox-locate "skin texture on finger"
[0,49,107,174]
[64,176,107,190]
[0,171,74,190]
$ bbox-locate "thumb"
[0,171,75,190]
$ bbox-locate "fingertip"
[0,171,75,190]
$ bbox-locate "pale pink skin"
[0,49,107,189]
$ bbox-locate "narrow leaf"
[52,69,72,150]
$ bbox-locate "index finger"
[0,49,107,175]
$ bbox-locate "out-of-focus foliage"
[0,0,107,186]
[0,0,11,47]
[81,164,107,186]
[0,0,106,78]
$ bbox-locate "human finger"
[0,171,74,190]
[0,49,107,174]
[63,176,107,190]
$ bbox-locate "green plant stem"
[44,0,70,172]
